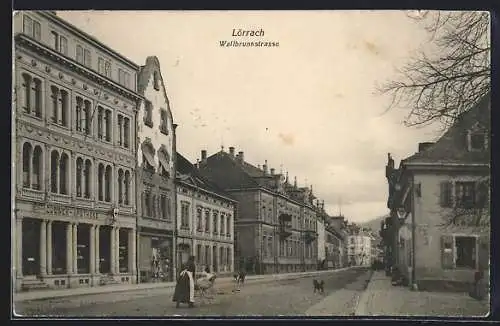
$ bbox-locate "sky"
[57,10,442,224]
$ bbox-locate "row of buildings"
[12,11,360,292]
[382,94,490,290]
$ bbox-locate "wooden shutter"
[441,235,454,269]
[440,181,452,207]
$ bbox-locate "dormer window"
[153,71,160,91]
[470,132,486,151]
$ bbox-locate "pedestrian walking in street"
[173,255,196,308]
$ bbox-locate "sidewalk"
[355,271,489,317]
[14,267,353,302]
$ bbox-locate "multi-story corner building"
[135,56,177,283]
[13,11,141,291]
[175,152,236,276]
[386,94,490,289]
[198,147,319,274]
[347,230,372,266]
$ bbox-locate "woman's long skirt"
[172,271,195,304]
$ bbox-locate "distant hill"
[360,215,388,234]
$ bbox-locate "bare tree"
[377,11,490,128]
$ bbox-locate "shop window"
[119,229,129,273]
[76,225,90,274]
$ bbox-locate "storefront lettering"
[44,204,98,219]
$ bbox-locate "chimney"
[418,142,434,153]
[201,150,207,162]
[238,151,244,163]
[229,147,235,157]
[270,168,275,175]
[263,160,268,175]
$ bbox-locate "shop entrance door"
[22,218,40,277]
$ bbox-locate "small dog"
[233,271,246,285]
[313,279,325,294]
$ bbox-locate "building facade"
[386,95,490,289]
[13,11,141,291]
[347,233,372,266]
[198,147,319,275]
[176,153,236,276]
[136,56,177,283]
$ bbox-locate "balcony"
[303,230,317,244]
[279,213,293,239]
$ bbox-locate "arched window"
[124,171,130,205]
[105,110,112,142]
[32,146,42,190]
[21,73,31,113]
[22,143,32,188]
[76,157,83,197]
[75,97,83,132]
[32,78,42,118]
[118,169,124,204]
[50,86,59,123]
[83,100,92,135]
[98,163,104,201]
[59,153,69,195]
[84,159,92,199]
[105,165,112,202]
[60,90,68,126]
[50,151,59,193]
[97,106,103,139]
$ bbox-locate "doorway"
[22,218,40,277]
[99,226,111,273]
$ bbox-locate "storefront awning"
[158,149,170,171]
[142,143,156,169]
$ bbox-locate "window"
[97,106,111,141]
[181,202,190,228]
[124,171,130,205]
[160,194,171,219]
[220,214,225,236]
[84,160,92,199]
[22,143,43,190]
[23,15,41,41]
[160,109,169,135]
[196,208,203,231]
[76,45,84,64]
[104,110,112,142]
[98,57,112,78]
[50,31,68,55]
[205,245,210,267]
[226,215,231,236]
[144,101,153,127]
[117,169,124,204]
[51,31,59,51]
[50,86,69,127]
[117,114,130,148]
[440,181,453,208]
[84,49,91,67]
[196,244,202,265]
[104,165,112,202]
[59,153,69,195]
[470,133,486,151]
[143,191,152,217]
[60,36,68,55]
[118,68,130,88]
[268,237,273,257]
[20,73,42,118]
[98,164,104,201]
[204,209,210,232]
[153,71,160,90]
[442,235,477,269]
[213,211,218,234]
[455,182,476,209]
[81,100,92,135]
[76,158,83,198]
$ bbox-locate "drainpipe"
[134,102,140,285]
[411,175,417,290]
[172,123,178,280]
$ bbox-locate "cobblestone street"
[15,268,371,317]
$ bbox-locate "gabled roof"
[176,152,235,201]
[403,94,491,166]
[199,151,260,189]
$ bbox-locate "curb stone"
[14,267,360,302]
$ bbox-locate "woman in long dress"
[173,255,196,308]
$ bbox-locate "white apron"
[180,270,195,303]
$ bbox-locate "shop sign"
[42,204,98,219]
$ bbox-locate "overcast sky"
[58,10,442,224]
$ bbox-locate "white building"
[347,233,373,266]
[175,152,236,276]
